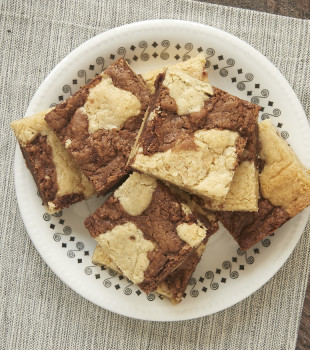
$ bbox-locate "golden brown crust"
[259,120,310,217]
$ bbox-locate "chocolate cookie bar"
[218,120,310,250]
[92,242,208,304]
[11,110,95,213]
[142,55,259,211]
[85,172,217,294]
[45,59,150,195]
[142,53,210,94]
[130,67,260,201]
[199,125,259,211]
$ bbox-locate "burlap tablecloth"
[1,0,310,349]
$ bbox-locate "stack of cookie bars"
[12,54,310,303]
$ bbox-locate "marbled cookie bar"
[11,110,95,213]
[218,120,310,250]
[92,242,208,304]
[45,59,150,195]
[85,172,216,294]
[199,125,259,211]
[130,68,260,201]
[143,56,259,211]
[142,53,210,94]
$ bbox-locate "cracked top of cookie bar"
[131,68,260,201]
[11,110,95,213]
[45,59,150,195]
[84,172,217,294]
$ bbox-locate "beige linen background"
[1,0,310,349]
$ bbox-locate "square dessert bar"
[130,67,260,202]
[218,120,310,250]
[11,110,95,213]
[92,242,208,304]
[85,172,218,294]
[45,58,150,196]
[142,53,210,94]
[143,55,259,212]
[199,125,259,212]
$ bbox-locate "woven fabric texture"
[1,0,310,349]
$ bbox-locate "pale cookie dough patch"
[47,131,95,198]
[82,73,141,133]
[203,161,259,212]
[92,245,121,273]
[176,222,206,248]
[133,129,239,200]
[11,109,53,146]
[163,68,213,115]
[96,222,155,284]
[142,54,211,94]
[65,139,72,148]
[259,120,310,217]
[114,172,157,216]
[181,203,193,215]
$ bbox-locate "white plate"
[15,19,310,321]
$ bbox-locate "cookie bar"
[11,110,95,213]
[130,68,260,201]
[259,120,310,216]
[218,120,310,250]
[45,59,150,195]
[92,242,207,304]
[199,125,259,211]
[91,184,218,303]
[142,53,210,94]
[84,172,217,294]
[142,55,259,211]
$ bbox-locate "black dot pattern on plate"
[49,43,286,143]
[43,41,281,300]
[187,277,198,297]
[281,131,290,139]
[222,261,239,279]
[262,238,271,247]
[43,213,51,221]
[124,281,134,295]
[160,40,170,60]
[219,58,235,77]
[84,266,95,275]
[147,294,156,301]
